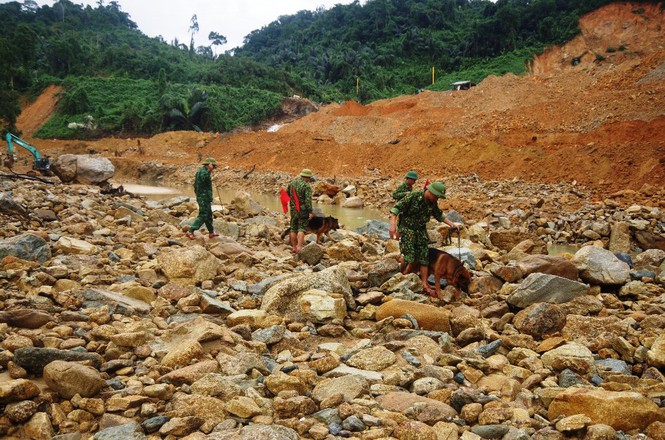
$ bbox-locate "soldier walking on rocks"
[388,181,459,296]
[392,170,418,201]
[286,168,314,254]
[186,157,220,240]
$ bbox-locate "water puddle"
[547,243,580,256]
[112,181,387,230]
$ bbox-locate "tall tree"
[189,14,199,53]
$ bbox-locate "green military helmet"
[300,168,313,178]
[428,181,446,198]
[405,170,418,180]
[202,157,217,167]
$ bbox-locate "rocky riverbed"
[0,173,664,440]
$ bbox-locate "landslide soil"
[11,3,665,206]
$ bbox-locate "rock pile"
[0,175,663,440]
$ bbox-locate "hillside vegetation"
[0,0,662,138]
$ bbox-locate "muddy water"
[547,243,580,256]
[116,182,388,230]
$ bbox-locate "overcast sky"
[4,0,363,52]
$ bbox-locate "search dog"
[404,248,472,298]
[428,248,472,298]
[280,215,340,243]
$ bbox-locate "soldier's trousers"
[190,197,214,233]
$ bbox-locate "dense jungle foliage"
[0,0,661,138]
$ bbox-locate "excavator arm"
[5,132,51,173]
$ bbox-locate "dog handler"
[286,168,314,254]
[186,157,220,240]
[388,181,459,296]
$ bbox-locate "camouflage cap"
[428,181,446,198]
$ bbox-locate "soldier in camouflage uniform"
[186,157,220,239]
[389,181,459,295]
[392,170,418,201]
[286,168,314,253]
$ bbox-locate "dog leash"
[445,227,462,261]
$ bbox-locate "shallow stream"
[115,182,388,230]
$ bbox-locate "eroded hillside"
[11,3,665,195]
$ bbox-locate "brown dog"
[281,216,340,243]
[427,248,472,298]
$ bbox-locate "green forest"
[0,0,661,139]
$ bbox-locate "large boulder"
[513,303,566,339]
[541,343,595,374]
[548,388,663,431]
[52,154,114,184]
[326,239,365,261]
[507,273,589,308]
[572,245,630,285]
[260,265,355,321]
[157,245,223,285]
[516,254,578,280]
[43,360,105,399]
[375,299,451,332]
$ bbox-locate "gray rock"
[507,273,589,308]
[93,422,145,440]
[14,347,103,374]
[312,408,342,425]
[367,258,400,287]
[558,369,585,387]
[53,154,114,184]
[355,220,390,240]
[251,325,285,345]
[596,358,631,375]
[342,415,365,431]
[199,294,236,316]
[141,416,170,433]
[261,265,355,321]
[247,273,295,295]
[299,242,324,265]
[470,424,511,438]
[573,246,630,285]
[0,233,51,263]
[81,288,151,316]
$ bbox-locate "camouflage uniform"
[286,177,313,232]
[189,166,214,233]
[389,190,444,265]
[392,181,413,201]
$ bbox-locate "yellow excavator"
[4,132,52,174]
